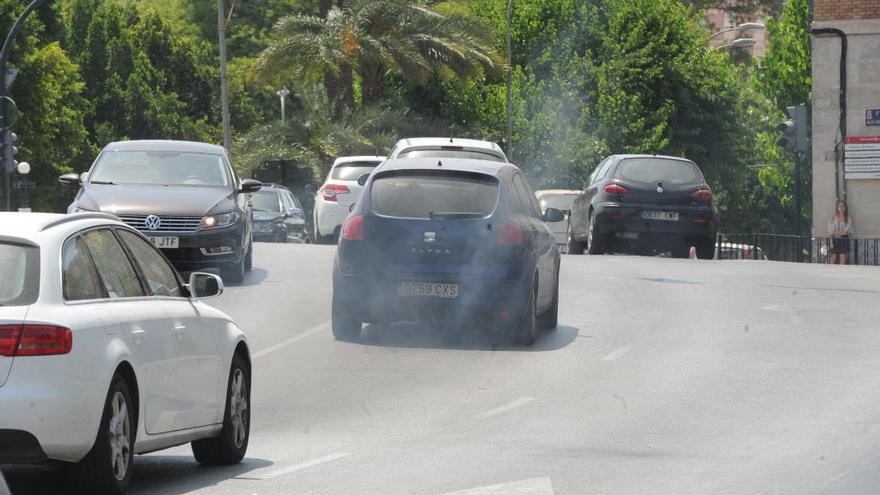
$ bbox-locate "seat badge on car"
[145,214,162,230]
[424,232,437,243]
[656,185,664,194]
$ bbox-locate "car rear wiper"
[428,211,484,219]
[90,180,116,185]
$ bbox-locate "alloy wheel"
[108,391,131,481]
[230,369,249,449]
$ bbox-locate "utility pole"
[277,86,290,124]
[794,151,802,237]
[505,0,513,161]
[218,0,232,151]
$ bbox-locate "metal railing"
[715,233,880,265]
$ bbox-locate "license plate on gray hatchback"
[641,211,679,222]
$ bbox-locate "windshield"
[252,191,281,212]
[615,158,702,185]
[0,242,39,306]
[538,194,576,212]
[331,162,381,181]
[90,151,231,187]
[371,172,499,219]
[397,148,505,162]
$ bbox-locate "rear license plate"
[149,236,179,249]
[641,211,679,222]
[398,282,459,299]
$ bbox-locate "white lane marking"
[601,345,632,361]
[476,397,536,419]
[252,322,329,359]
[256,452,352,480]
[440,476,554,494]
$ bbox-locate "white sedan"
[0,212,251,494]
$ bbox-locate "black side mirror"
[542,207,565,223]
[357,174,370,186]
[188,272,224,298]
[59,173,82,186]
[304,183,318,194]
[239,179,262,194]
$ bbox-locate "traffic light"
[1,129,18,173]
[777,104,809,153]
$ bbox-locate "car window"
[288,192,302,209]
[396,148,505,162]
[0,242,39,306]
[592,158,614,185]
[371,172,499,219]
[615,158,702,185]
[330,162,380,181]
[81,229,146,299]
[90,151,231,187]
[253,190,282,212]
[512,174,540,218]
[280,191,295,210]
[538,194,576,212]
[116,230,183,297]
[62,236,104,301]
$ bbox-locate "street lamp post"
[505,0,513,160]
[217,0,232,151]
[276,86,290,124]
[717,38,757,50]
[708,22,765,42]
[16,161,30,211]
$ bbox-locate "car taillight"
[691,188,712,201]
[322,184,351,202]
[342,214,365,240]
[497,224,523,245]
[0,324,72,357]
[603,184,630,195]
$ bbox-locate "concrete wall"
[811,19,880,238]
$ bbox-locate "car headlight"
[201,211,238,229]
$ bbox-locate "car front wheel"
[192,353,250,465]
[67,374,134,495]
[513,285,538,346]
[332,291,362,341]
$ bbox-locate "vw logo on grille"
[145,215,162,231]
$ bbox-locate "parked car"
[567,154,717,259]
[535,189,579,253]
[331,158,564,345]
[60,140,262,283]
[252,184,309,243]
[387,137,508,162]
[311,156,385,244]
[0,212,251,494]
[715,242,768,260]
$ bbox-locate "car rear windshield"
[615,158,702,185]
[538,194,576,212]
[371,172,499,219]
[90,151,230,187]
[396,148,505,162]
[0,242,39,306]
[253,191,281,212]
[331,162,381,181]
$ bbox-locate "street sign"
[866,109,880,127]
[845,171,880,179]
[0,96,18,128]
[844,137,880,178]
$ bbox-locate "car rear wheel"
[332,291,362,341]
[586,211,605,255]
[567,220,585,255]
[696,237,715,260]
[513,285,538,346]
[538,269,559,330]
[67,374,134,495]
[193,352,250,465]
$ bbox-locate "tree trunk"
[360,63,387,106]
[320,0,355,110]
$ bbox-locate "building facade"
[812,0,880,239]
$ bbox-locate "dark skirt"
[831,236,850,254]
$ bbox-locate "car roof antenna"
[437,160,443,167]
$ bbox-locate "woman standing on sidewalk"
[828,200,854,265]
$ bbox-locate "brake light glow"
[603,184,630,195]
[342,214,365,240]
[691,188,712,201]
[322,184,351,202]
[0,324,72,357]
[497,224,523,245]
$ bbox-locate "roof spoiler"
[40,213,122,232]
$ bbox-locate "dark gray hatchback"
[60,140,262,282]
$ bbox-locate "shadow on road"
[355,322,579,352]
[2,456,272,495]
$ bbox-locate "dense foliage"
[1,0,812,233]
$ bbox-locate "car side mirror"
[239,179,263,194]
[188,272,224,299]
[542,207,565,223]
[304,183,318,194]
[357,174,370,186]
[59,173,82,186]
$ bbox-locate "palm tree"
[256,0,502,106]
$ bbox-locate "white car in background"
[388,137,508,162]
[312,156,385,244]
[0,213,251,494]
[535,189,579,253]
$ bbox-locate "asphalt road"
[4,244,880,494]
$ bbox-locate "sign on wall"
[844,136,880,179]
[866,109,880,127]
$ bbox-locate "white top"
[828,216,854,236]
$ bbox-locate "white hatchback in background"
[313,156,385,244]
[387,137,508,162]
[0,213,251,495]
[535,189,579,253]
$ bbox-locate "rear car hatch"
[0,307,28,387]
[326,161,380,209]
[0,238,40,387]
[610,157,710,208]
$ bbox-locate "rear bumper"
[594,203,715,241]
[315,200,348,237]
[0,430,48,463]
[157,224,245,270]
[333,273,528,323]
